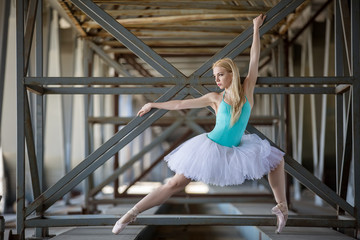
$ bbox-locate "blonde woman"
[113,14,288,235]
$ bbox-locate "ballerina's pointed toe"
[112,220,130,235]
[271,202,288,234]
[112,207,139,235]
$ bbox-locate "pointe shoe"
[112,207,139,235]
[271,202,288,234]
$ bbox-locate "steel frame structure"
[14,0,360,239]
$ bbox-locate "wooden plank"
[85,20,249,29]
[75,8,270,17]
[99,39,233,47]
[82,13,259,28]
[59,0,86,36]
[91,1,268,11]
[93,30,240,38]
[104,47,224,55]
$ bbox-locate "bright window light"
[185,182,209,194]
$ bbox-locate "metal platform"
[218,202,355,240]
[44,201,355,240]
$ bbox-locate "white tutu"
[164,133,284,187]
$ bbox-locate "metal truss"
[14,0,360,239]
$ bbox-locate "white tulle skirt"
[164,133,285,187]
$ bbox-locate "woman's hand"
[137,103,152,117]
[253,14,266,29]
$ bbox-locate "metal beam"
[24,0,39,74]
[25,76,354,85]
[338,0,352,74]
[70,0,184,78]
[91,194,273,205]
[35,0,44,193]
[335,0,345,198]
[25,85,340,95]
[0,0,11,128]
[338,100,352,206]
[25,76,179,85]
[25,215,357,228]
[87,116,278,126]
[42,87,171,95]
[16,0,26,237]
[335,94,344,197]
[210,86,337,94]
[350,0,360,230]
[34,1,46,231]
[24,93,41,199]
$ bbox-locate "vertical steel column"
[294,31,307,200]
[83,41,95,212]
[350,0,360,231]
[288,29,299,205]
[16,0,26,238]
[339,0,352,74]
[35,0,44,193]
[288,30,297,162]
[34,0,48,238]
[307,30,319,185]
[24,0,39,74]
[334,0,345,199]
[0,0,11,128]
[61,94,73,205]
[113,55,120,197]
[44,9,52,79]
[316,8,331,206]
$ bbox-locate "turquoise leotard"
[207,92,251,147]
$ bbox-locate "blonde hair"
[212,58,246,126]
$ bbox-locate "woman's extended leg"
[112,174,191,234]
[268,159,286,204]
[268,159,288,233]
[135,173,191,212]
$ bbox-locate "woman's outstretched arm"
[137,92,219,117]
[244,14,266,97]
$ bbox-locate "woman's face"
[213,66,232,90]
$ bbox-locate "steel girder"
[16,0,26,237]
[350,0,360,230]
[24,214,356,228]
[0,0,11,128]
[15,0,360,238]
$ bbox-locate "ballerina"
[112,13,288,235]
